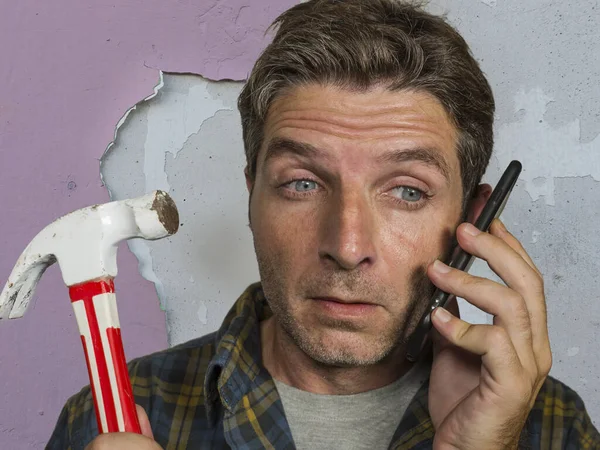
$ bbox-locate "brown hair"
[238,0,495,208]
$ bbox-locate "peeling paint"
[495,88,600,206]
[127,240,167,310]
[99,73,252,345]
[479,0,497,6]
[100,73,232,311]
[101,72,165,198]
[531,231,541,244]
[100,72,170,309]
[568,346,580,357]
[143,74,232,193]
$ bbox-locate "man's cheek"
[393,225,447,261]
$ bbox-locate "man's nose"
[319,192,377,270]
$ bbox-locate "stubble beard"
[256,250,436,368]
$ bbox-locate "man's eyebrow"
[376,147,451,181]
[263,138,330,164]
[263,138,451,180]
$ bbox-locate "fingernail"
[434,307,452,323]
[433,260,451,274]
[464,223,481,236]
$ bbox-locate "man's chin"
[297,330,397,367]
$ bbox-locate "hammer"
[0,190,179,435]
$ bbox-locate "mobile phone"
[405,160,522,362]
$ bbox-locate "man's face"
[248,84,464,366]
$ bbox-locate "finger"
[429,260,534,368]
[490,219,541,277]
[84,432,162,450]
[490,220,552,374]
[457,222,543,301]
[136,404,154,439]
[464,220,551,374]
[456,222,548,358]
[431,307,522,381]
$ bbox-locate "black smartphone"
[405,160,523,362]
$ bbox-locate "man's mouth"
[311,297,379,317]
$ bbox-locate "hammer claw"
[10,263,48,318]
[1,254,55,320]
[0,291,17,320]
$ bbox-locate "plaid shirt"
[47,283,600,449]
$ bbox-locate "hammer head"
[0,190,179,319]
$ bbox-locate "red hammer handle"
[69,279,141,434]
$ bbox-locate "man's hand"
[427,219,552,450]
[84,405,162,450]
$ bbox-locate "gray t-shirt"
[273,362,428,450]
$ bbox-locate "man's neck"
[260,316,413,395]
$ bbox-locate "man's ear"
[465,183,493,223]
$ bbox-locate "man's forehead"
[260,84,460,175]
[267,84,456,124]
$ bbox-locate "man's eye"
[288,180,318,192]
[391,186,423,202]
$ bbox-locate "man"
[48,1,599,449]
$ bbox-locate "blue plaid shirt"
[47,283,600,449]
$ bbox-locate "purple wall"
[0,1,295,447]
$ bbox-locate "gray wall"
[101,0,600,424]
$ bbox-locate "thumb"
[136,404,154,439]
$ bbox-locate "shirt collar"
[204,282,272,423]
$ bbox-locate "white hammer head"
[0,190,179,319]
